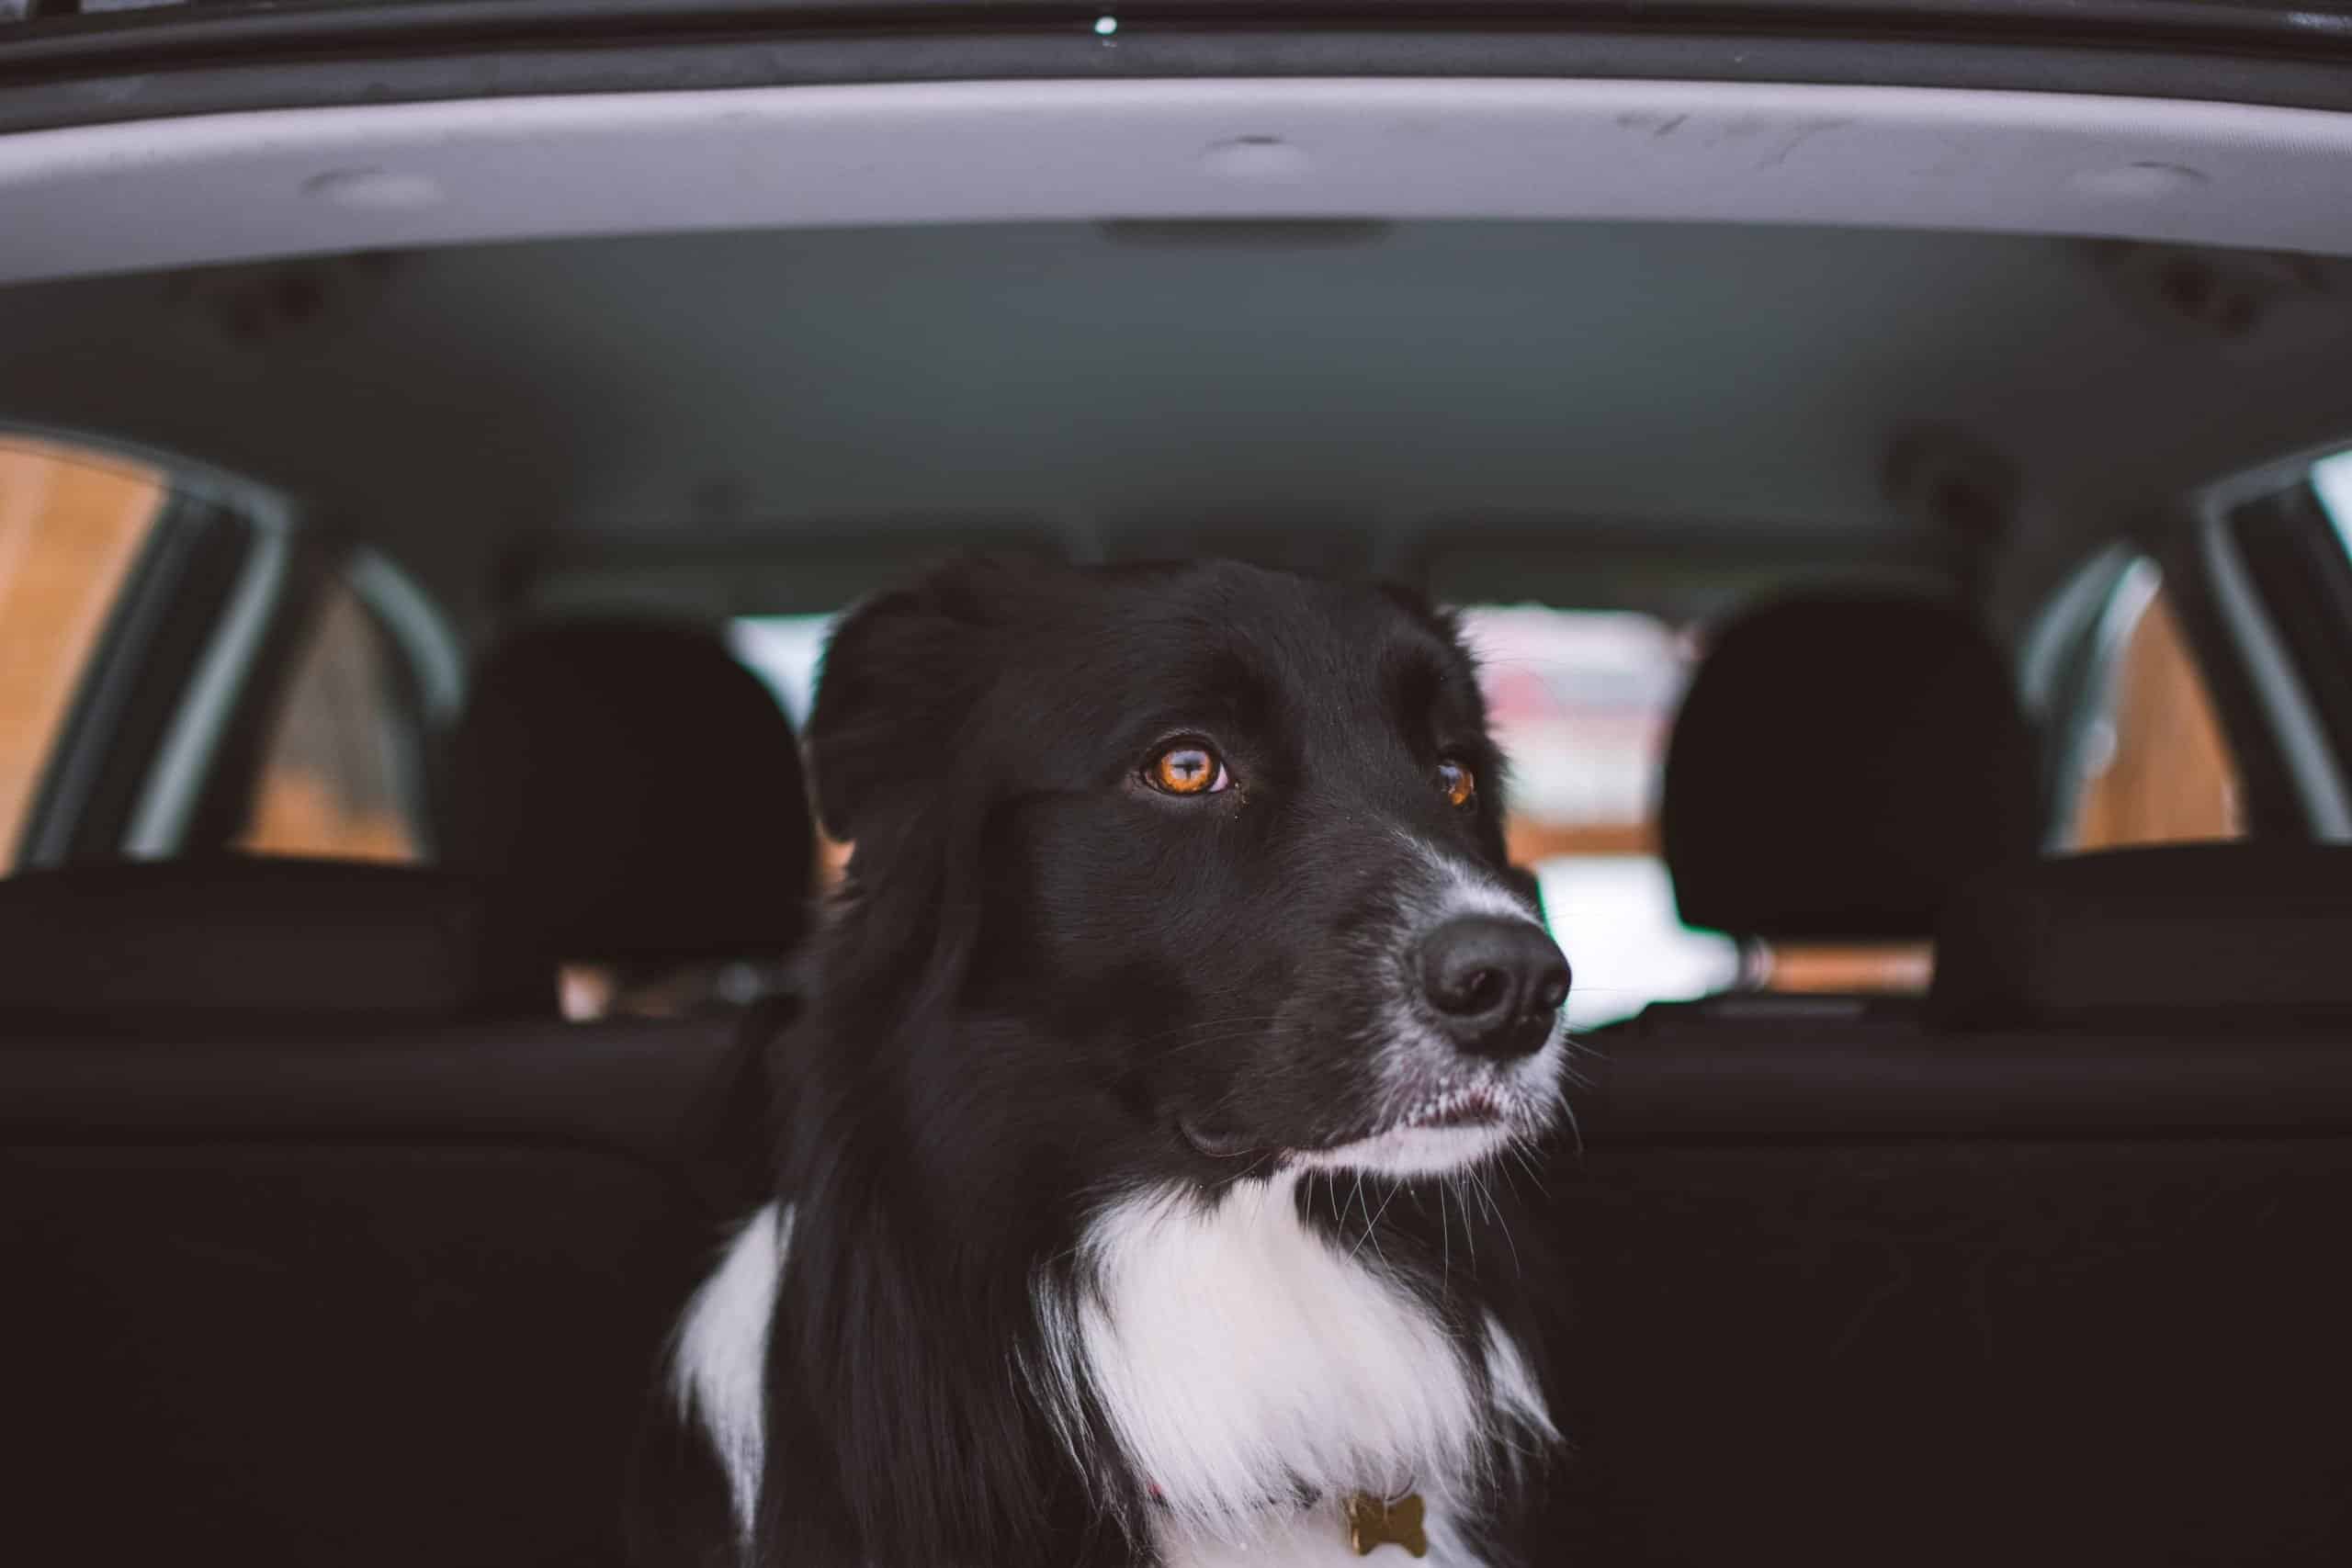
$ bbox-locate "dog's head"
[806,557,1568,1184]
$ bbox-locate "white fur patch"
[1297,844,1569,1182]
[672,1201,791,1540]
[1481,1310,1559,1456]
[1411,844,1547,931]
[1036,1178,1554,1565]
[676,1183,1555,1565]
[1291,1118,1532,1181]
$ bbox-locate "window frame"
[2228,480,2352,812]
[183,536,450,864]
[2026,442,2352,853]
[2160,448,2352,843]
[11,468,263,867]
[2026,546,2156,851]
[7,427,452,869]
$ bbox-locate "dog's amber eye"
[1146,741,1228,797]
[1437,759,1476,810]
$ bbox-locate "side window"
[234,581,427,863]
[0,436,167,871]
[2061,573,2245,852]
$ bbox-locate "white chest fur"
[1034,1177,1552,1566]
[677,1182,1554,1566]
[673,1203,789,1542]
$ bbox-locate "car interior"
[6,22,2352,1564]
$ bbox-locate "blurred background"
[3,430,2244,1027]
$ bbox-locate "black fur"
[639,557,1569,1567]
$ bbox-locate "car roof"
[6,217,2351,628]
[6,53,2352,631]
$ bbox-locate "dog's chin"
[1289,1119,1522,1179]
[1290,1081,1542,1179]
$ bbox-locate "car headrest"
[0,857,551,1022]
[439,616,813,966]
[1660,587,2038,941]
[1930,843,2352,1028]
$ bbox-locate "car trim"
[2199,502,2352,841]
[8,77,2352,288]
[123,512,291,858]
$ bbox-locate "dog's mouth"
[1390,1081,1513,1132]
[1178,1077,1536,1167]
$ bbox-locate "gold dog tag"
[1343,1491,1428,1557]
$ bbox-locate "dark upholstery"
[0,852,783,1567]
[441,617,813,965]
[1541,841,2352,1566]
[2,612,819,1568]
[1932,841,2352,1027]
[1574,1015,2352,1144]
[1659,588,2039,940]
[4,1011,772,1568]
[1531,1129,2352,1567]
[0,855,549,1021]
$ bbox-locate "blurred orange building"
[2,438,413,868]
[0,440,160,859]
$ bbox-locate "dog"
[632,557,1574,1567]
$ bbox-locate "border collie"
[634,557,1574,1567]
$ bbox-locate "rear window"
[1460,606,1738,1028]
[733,612,842,878]
[731,614,831,731]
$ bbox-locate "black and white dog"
[637,557,1574,1567]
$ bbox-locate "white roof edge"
[5,76,2352,285]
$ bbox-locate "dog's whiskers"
[1476,1164,1522,1279]
[1358,1179,1402,1269]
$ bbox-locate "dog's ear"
[805,561,1006,841]
[1373,576,1452,631]
[805,557,1049,1027]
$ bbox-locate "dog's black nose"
[1418,916,1570,1059]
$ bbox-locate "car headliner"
[3,77,2351,632]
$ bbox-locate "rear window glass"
[732,614,831,731]
[1461,606,1739,1028]
[733,613,842,879]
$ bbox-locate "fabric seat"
[440,615,815,998]
[2,617,814,1567]
[1632,584,2038,1026]
[1540,839,2352,1566]
[1546,592,2352,1562]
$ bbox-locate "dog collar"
[1142,1483,1429,1558]
[1342,1490,1429,1557]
